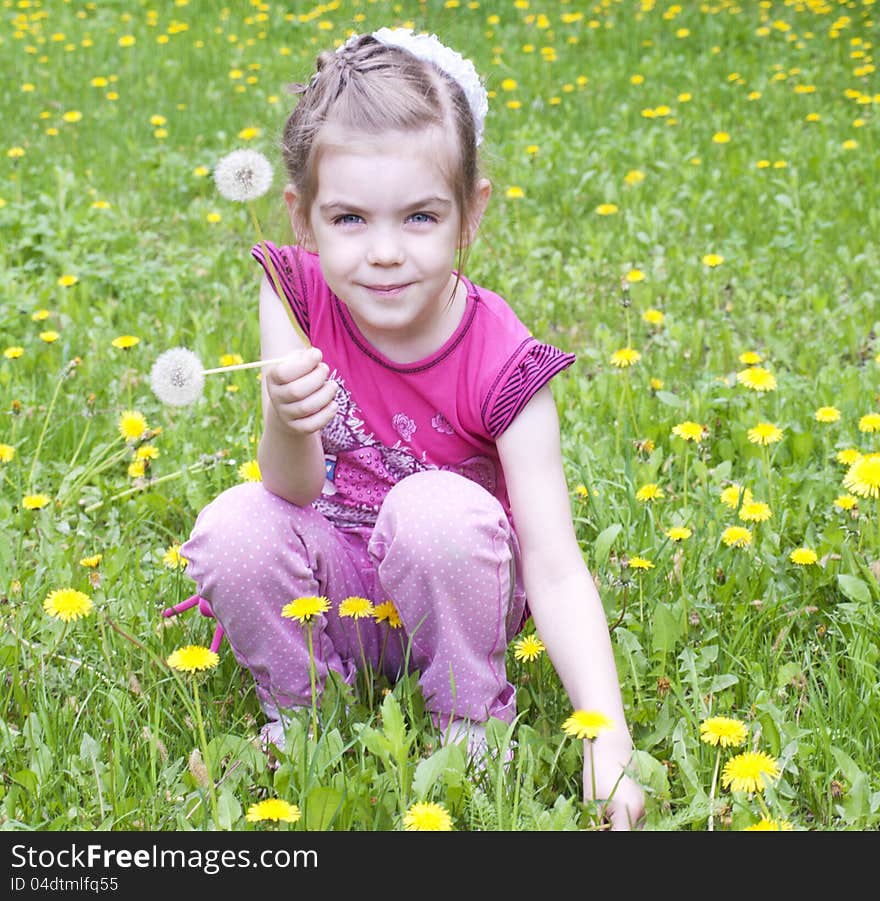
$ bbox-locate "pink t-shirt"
[253,243,575,531]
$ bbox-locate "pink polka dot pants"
[180,470,526,724]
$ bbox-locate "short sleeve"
[251,242,313,340]
[482,339,576,438]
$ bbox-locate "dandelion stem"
[202,356,287,375]
[306,621,319,739]
[82,459,216,513]
[192,680,221,829]
[708,747,721,832]
[27,367,66,493]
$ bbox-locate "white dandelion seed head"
[149,347,205,407]
[213,148,274,202]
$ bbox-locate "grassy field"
[2,0,879,832]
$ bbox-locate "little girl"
[181,27,644,829]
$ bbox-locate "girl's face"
[287,126,489,362]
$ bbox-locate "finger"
[269,347,323,384]
[278,380,339,421]
[273,365,333,405]
[282,399,338,434]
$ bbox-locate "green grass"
[2,0,879,832]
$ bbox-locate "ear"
[460,177,492,249]
[283,183,317,252]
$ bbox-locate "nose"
[366,227,404,266]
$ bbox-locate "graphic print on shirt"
[315,374,498,529]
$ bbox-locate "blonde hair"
[281,34,482,258]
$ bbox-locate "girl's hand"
[585,744,646,831]
[264,347,338,435]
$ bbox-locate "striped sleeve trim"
[483,340,576,438]
[250,242,311,339]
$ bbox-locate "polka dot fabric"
[180,471,526,724]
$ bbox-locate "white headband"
[339,27,489,146]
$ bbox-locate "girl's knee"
[380,469,506,531]
[183,483,314,582]
[370,470,512,572]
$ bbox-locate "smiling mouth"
[364,283,410,296]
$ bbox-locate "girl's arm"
[256,275,337,505]
[496,385,645,830]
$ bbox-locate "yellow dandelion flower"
[748,422,784,445]
[642,308,664,325]
[39,331,60,344]
[0,443,15,463]
[699,716,748,748]
[843,453,880,499]
[562,709,614,740]
[626,269,646,284]
[702,253,724,268]
[858,413,880,433]
[238,460,262,482]
[720,484,753,509]
[118,410,148,442]
[610,347,641,367]
[57,274,79,287]
[31,309,50,322]
[596,203,619,216]
[136,445,160,461]
[628,556,654,570]
[281,595,330,624]
[739,501,772,523]
[128,459,146,479]
[43,588,94,622]
[338,596,374,619]
[373,600,402,628]
[721,526,752,548]
[505,186,525,199]
[79,554,103,568]
[4,346,24,359]
[403,801,454,831]
[23,494,52,510]
[624,169,646,185]
[789,547,818,565]
[744,818,793,831]
[721,750,780,794]
[219,353,244,367]
[738,351,762,365]
[636,483,663,502]
[237,126,261,141]
[513,634,545,662]
[737,367,777,392]
[836,448,861,467]
[712,131,731,144]
[62,110,83,123]
[245,798,300,823]
[111,335,140,350]
[834,494,858,511]
[815,406,841,423]
[665,526,692,542]
[166,645,219,673]
[162,544,189,570]
[672,421,706,443]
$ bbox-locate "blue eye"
[408,212,437,224]
[334,213,364,225]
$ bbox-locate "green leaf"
[11,769,39,795]
[652,602,683,658]
[216,789,241,831]
[304,786,344,830]
[412,744,466,799]
[592,523,622,568]
[837,574,871,606]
